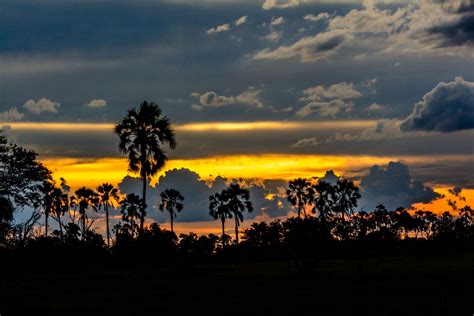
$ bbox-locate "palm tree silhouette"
[97,183,120,247]
[209,192,232,238]
[334,179,361,221]
[224,183,253,244]
[286,178,312,219]
[311,181,335,222]
[72,187,99,238]
[120,193,144,238]
[115,101,176,235]
[48,186,69,237]
[159,188,184,233]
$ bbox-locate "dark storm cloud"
[400,77,474,132]
[118,168,287,223]
[358,161,441,211]
[426,13,474,47]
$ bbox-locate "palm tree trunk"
[82,209,86,239]
[58,219,63,238]
[140,176,147,234]
[45,212,48,237]
[297,203,301,219]
[105,204,110,248]
[170,211,174,233]
[235,217,239,244]
[221,217,225,238]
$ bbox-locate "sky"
[1,0,473,234]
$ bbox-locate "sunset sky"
[1,0,473,234]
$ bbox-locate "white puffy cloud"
[23,98,60,114]
[270,16,286,26]
[265,31,282,42]
[0,107,24,122]
[256,1,474,63]
[234,15,247,26]
[295,99,351,118]
[84,99,107,108]
[192,88,264,108]
[401,77,474,132]
[301,82,362,101]
[207,15,247,35]
[254,29,349,62]
[304,12,331,22]
[262,0,300,10]
[365,102,389,112]
[207,23,231,35]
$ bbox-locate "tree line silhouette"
[0,101,472,262]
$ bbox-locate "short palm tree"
[159,188,184,233]
[334,179,361,221]
[311,181,335,222]
[209,192,232,238]
[97,183,120,247]
[286,178,312,219]
[224,183,253,244]
[48,187,70,237]
[115,101,176,235]
[72,187,99,238]
[120,193,144,238]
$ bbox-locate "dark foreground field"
[1,250,472,316]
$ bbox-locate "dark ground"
[1,250,472,316]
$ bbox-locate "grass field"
[1,251,472,316]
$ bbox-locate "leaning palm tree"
[209,192,232,238]
[224,183,253,244]
[334,179,361,221]
[159,188,184,233]
[97,183,120,247]
[114,101,176,235]
[286,178,312,219]
[72,187,99,238]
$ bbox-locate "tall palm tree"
[286,178,312,219]
[159,188,184,233]
[209,192,232,238]
[114,101,176,235]
[334,179,361,221]
[72,187,99,238]
[97,183,120,247]
[224,183,253,244]
[120,193,144,238]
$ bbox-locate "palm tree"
[72,187,99,238]
[209,192,232,238]
[334,179,361,221]
[48,187,69,237]
[97,183,120,247]
[120,193,144,238]
[311,181,335,222]
[114,101,176,235]
[286,178,312,219]
[224,183,253,244]
[159,188,184,233]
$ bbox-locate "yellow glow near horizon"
[41,154,389,189]
[5,120,377,132]
[41,154,473,189]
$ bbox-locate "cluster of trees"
[0,101,472,258]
